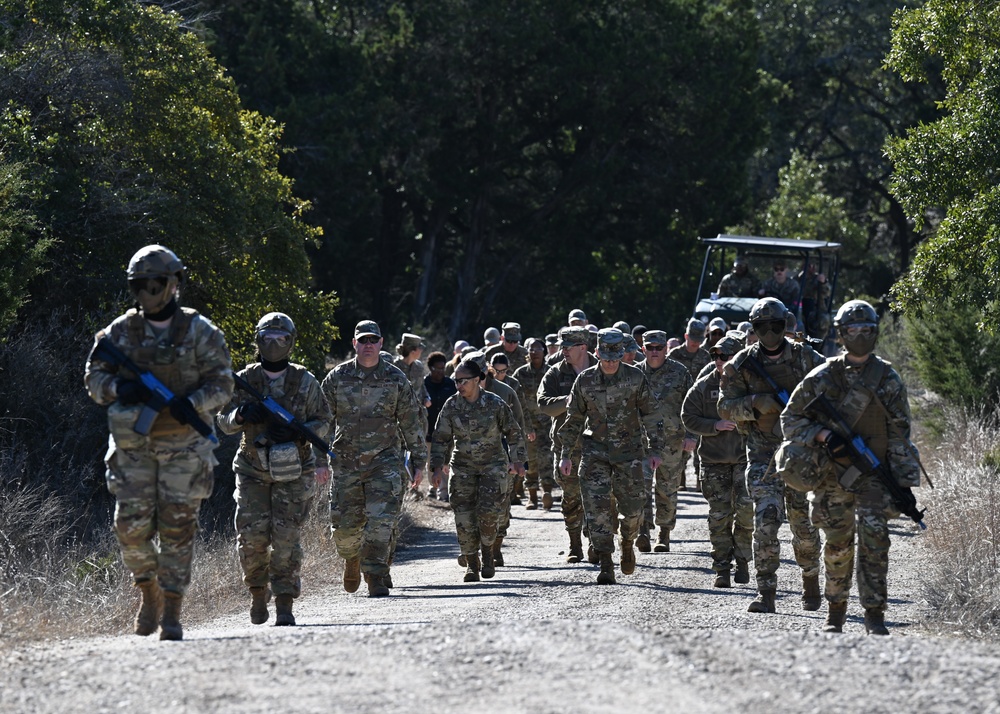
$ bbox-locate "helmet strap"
[143,297,178,322]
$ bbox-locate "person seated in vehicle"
[717,257,759,298]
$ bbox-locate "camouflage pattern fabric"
[700,463,754,574]
[759,276,802,314]
[642,445,684,530]
[513,361,555,491]
[781,354,920,611]
[666,344,711,382]
[579,456,645,554]
[481,375,524,539]
[800,271,833,339]
[85,307,233,595]
[484,342,529,372]
[718,271,759,298]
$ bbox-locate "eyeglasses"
[455,376,477,386]
[754,320,785,335]
[493,367,508,376]
[356,335,380,344]
[844,325,876,337]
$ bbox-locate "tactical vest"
[237,363,309,470]
[735,345,802,438]
[829,356,889,461]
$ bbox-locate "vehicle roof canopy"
[700,234,841,252]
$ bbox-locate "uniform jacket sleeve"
[498,400,527,464]
[537,365,569,418]
[557,374,587,461]
[682,378,720,437]
[429,398,456,470]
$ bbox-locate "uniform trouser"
[498,470,515,538]
[450,468,509,555]
[579,455,645,555]
[746,458,822,590]
[332,459,403,577]
[234,471,313,597]
[105,446,212,595]
[700,462,754,573]
[554,449,585,535]
[642,444,685,531]
[811,476,892,611]
[525,430,555,491]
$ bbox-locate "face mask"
[129,276,176,314]
[840,325,877,357]
[753,319,785,350]
[256,329,294,362]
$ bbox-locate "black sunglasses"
[357,335,380,344]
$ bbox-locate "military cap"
[545,333,559,346]
[737,321,753,335]
[501,322,522,342]
[642,329,667,346]
[558,326,589,347]
[708,317,728,333]
[464,350,488,373]
[596,328,626,361]
[710,335,743,357]
[524,337,543,351]
[686,318,706,339]
[483,327,501,346]
[460,345,476,357]
[586,324,599,333]
[397,332,425,350]
[624,335,640,353]
[567,308,587,323]
[355,320,381,339]
[631,324,647,338]
[453,339,470,353]
[613,320,631,334]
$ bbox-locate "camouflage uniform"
[800,271,833,340]
[759,277,802,314]
[484,343,529,373]
[431,390,525,557]
[718,271,759,298]
[483,373,524,540]
[217,363,332,598]
[85,307,233,595]
[558,363,663,555]
[781,354,920,614]
[718,339,825,591]
[682,367,753,574]
[513,360,555,494]
[667,343,711,486]
[321,357,424,578]
[638,356,692,537]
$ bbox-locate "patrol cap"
[568,308,587,324]
[737,321,753,335]
[355,320,381,339]
[711,335,743,357]
[624,335,640,353]
[596,328,626,361]
[545,333,559,346]
[558,326,589,347]
[613,321,631,334]
[483,327,501,345]
[586,324,599,334]
[708,317,728,333]
[453,339,470,353]
[642,329,667,346]
[501,322,522,342]
[525,337,543,351]
[398,332,425,349]
[686,318,706,339]
[632,324,647,338]
[464,350,488,373]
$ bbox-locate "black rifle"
[92,337,218,444]
[808,393,926,529]
[743,353,790,405]
[232,372,336,460]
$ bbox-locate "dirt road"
[2,488,999,713]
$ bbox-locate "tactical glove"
[267,422,299,444]
[116,379,151,406]
[752,393,783,415]
[237,401,269,425]
[169,397,197,425]
[825,432,852,461]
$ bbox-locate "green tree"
[0,162,52,331]
[886,0,1000,329]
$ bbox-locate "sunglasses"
[356,335,380,344]
[455,376,477,386]
[754,320,786,335]
[644,345,666,352]
[712,354,731,362]
[129,277,168,293]
[493,367,508,376]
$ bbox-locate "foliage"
[0,161,52,332]
[886,0,1000,331]
[0,0,337,371]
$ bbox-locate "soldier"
[484,321,529,372]
[483,326,501,349]
[717,257,759,298]
[567,308,588,327]
[218,313,331,626]
[637,330,695,553]
[544,333,560,359]
[668,319,711,489]
[558,329,663,584]
[445,340,470,377]
[85,245,233,640]
[537,326,598,562]
[718,297,824,614]
[489,351,526,503]
[513,338,555,510]
[798,262,832,341]
[681,335,753,588]
[424,351,457,500]
[707,317,728,349]
[780,300,921,635]
[393,333,430,495]
[321,320,424,597]
[758,260,802,315]
[431,359,526,582]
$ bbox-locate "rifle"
[743,353,790,405]
[92,337,218,444]
[808,393,926,529]
[232,372,336,460]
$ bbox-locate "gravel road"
[2,485,999,714]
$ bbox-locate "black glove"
[169,397,197,425]
[116,379,151,406]
[825,432,851,461]
[237,401,269,425]
[267,422,299,444]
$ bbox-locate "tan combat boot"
[274,594,295,626]
[734,558,750,584]
[365,573,390,597]
[134,579,161,636]
[249,586,270,625]
[620,538,636,575]
[636,525,651,553]
[526,489,539,511]
[343,557,361,593]
[384,568,393,589]
[802,573,822,611]
[464,552,481,582]
[823,601,848,633]
[596,553,616,585]
[653,529,670,553]
[567,530,584,563]
[864,609,889,636]
[541,490,554,510]
[492,536,505,567]
[159,591,183,641]
[747,588,776,614]
[714,570,732,588]
[480,544,496,579]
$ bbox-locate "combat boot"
[747,588,776,614]
[823,601,848,633]
[864,609,889,636]
[480,545,496,579]
[653,529,670,553]
[541,490,554,510]
[249,586,270,625]
[510,491,522,506]
[464,552,481,582]
[587,543,600,564]
[567,530,584,563]
[274,594,295,626]
[802,573,822,611]
[365,573,390,597]
[714,570,732,588]
[134,579,161,636]
[384,568,393,589]
[159,591,183,641]
[526,489,539,510]
[596,553,616,585]
[636,525,651,553]
[515,475,525,498]
[492,536,505,567]
[620,538,636,575]
[734,558,750,584]
[343,557,361,593]
[457,553,468,567]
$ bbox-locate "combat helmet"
[127,245,186,314]
[256,312,296,363]
[834,300,879,357]
[749,298,788,350]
